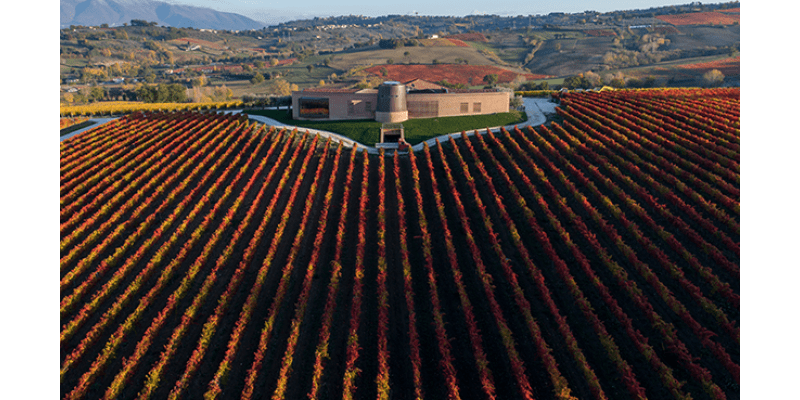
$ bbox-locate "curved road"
[59,97,559,152]
[60,118,118,142]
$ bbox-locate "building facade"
[291,80,511,122]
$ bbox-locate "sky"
[167,0,692,25]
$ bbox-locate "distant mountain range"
[60,0,268,30]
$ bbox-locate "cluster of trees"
[62,87,108,105]
[517,81,550,91]
[378,38,421,49]
[251,73,266,84]
[241,94,292,108]
[136,83,189,103]
[702,69,725,87]
[61,83,189,104]
[130,20,159,27]
[561,71,658,89]
[602,49,667,69]
[483,74,499,85]
[558,68,726,89]
[188,85,233,103]
[435,80,468,90]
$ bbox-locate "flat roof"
[298,88,378,94]
[301,88,361,93]
[296,87,501,96]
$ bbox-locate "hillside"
[60,2,739,105]
[61,0,265,30]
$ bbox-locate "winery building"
[291,80,511,123]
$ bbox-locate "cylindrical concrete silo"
[375,81,408,122]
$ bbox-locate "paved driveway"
[59,98,560,151]
[60,118,119,142]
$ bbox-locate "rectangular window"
[460,102,469,113]
[299,97,329,119]
[365,101,372,112]
[473,102,481,113]
[407,101,439,118]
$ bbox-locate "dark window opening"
[299,97,330,119]
[383,132,402,143]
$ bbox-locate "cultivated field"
[327,46,500,70]
[364,64,550,86]
[656,12,741,26]
[677,56,740,76]
[61,88,739,400]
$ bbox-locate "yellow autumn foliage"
[60,100,245,117]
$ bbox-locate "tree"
[272,79,295,96]
[702,69,724,87]
[136,83,185,103]
[435,80,467,90]
[90,85,107,102]
[483,73,499,86]
[251,72,265,84]
[192,75,207,87]
[609,76,626,88]
[213,85,233,101]
[80,67,107,83]
[165,83,188,102]
[307,64,314,73]
[564,74,590,89]
[164,50,175,65]
[131,19,150,27]
[584,71,603,87]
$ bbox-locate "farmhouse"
[292,80,511,123]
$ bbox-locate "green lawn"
[244,109,527,147]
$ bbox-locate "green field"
[244,109,527,146]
